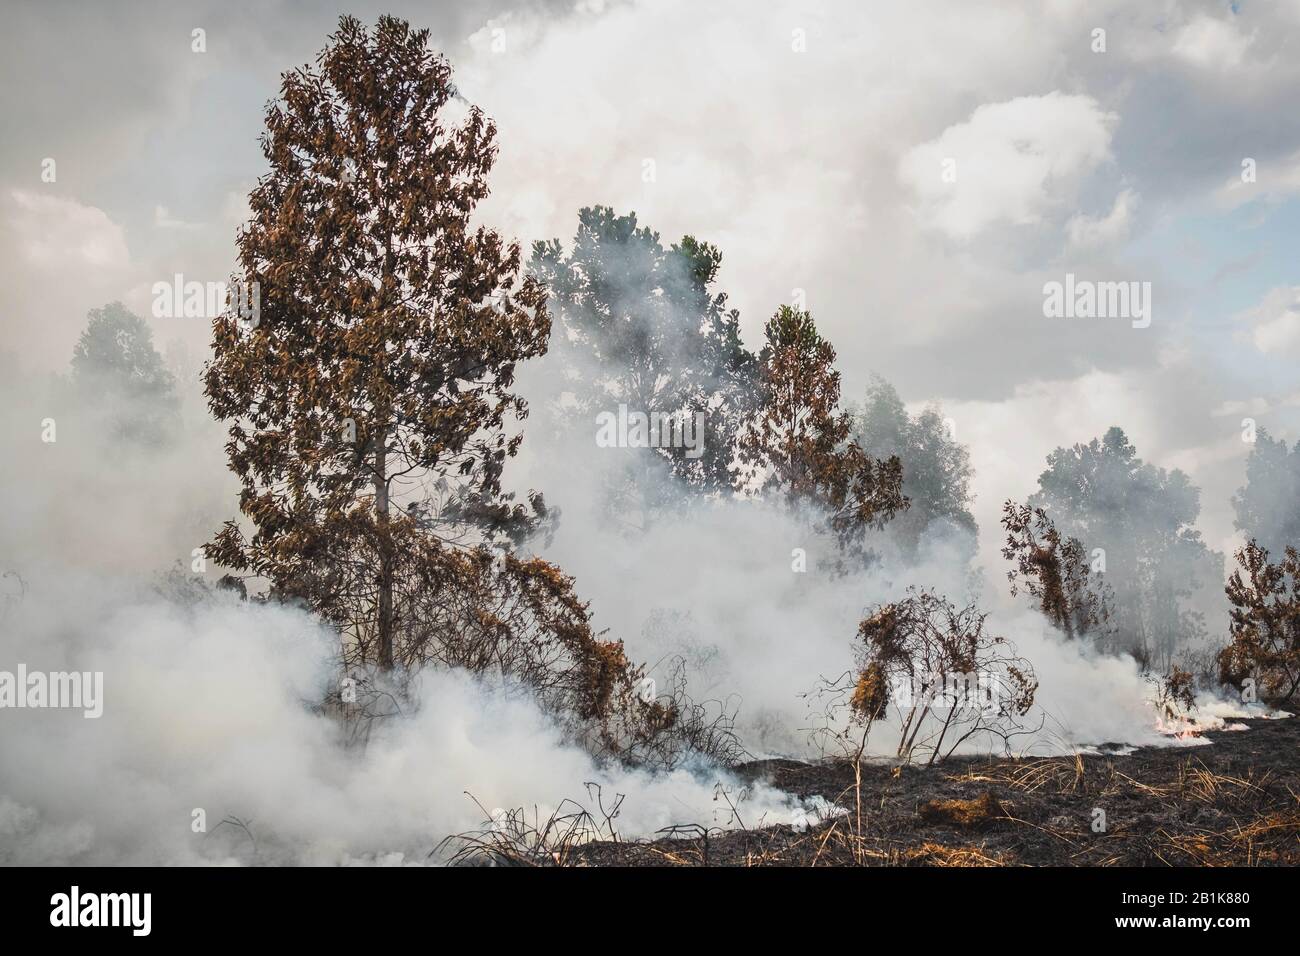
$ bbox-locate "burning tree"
[1219,540,1300,705]
[738,305,906,556]
[839,589,1039,765]
[1001,501,1112,643]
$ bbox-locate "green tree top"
[70,301,179,447]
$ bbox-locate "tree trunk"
[374,432,394,670]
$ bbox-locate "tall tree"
[70,302,180,448]
[738,305,905,555]
[531,207,755,517]
[1028,426,1221,669]
[851,375,975,555]
[1233,429,1300,557]
[204,16,550,670]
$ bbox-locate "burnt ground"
[563,716,1300,866]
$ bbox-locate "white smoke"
[508,381,1215,760]
[0,568,804,865]
[0,361,798,865]
[0,290,1275,864]
[5,0,1292,860]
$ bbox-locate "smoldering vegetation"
[564,716,1300,867]
[2,15,1297,867]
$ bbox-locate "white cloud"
[1212,396,1271,418]
[3,0,1299,557]
[1237,285,1300,356]
[153,204,200,230]
[898,93,1117,241]
[219,190,252,226]
[1171,13,1255,70]
[1215,150,1300,209]
[1067,188,1137,249]
[0,190,138,368]
[8,189,130,270]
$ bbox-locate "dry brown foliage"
[823,588,1039,766]
[738,305,907,558]
[197,16,739,771]
[1219,539,1300,704]
[300,521,735,767]
[1147,665,1198,723]
[917,791,1007,828]
[203,15,551,671]
[1001,501,1112,641]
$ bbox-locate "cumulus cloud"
[0,191,139,368]
[7,189,130,270]
[6,0,1299,412]
[1170,13,1256,70]
[899,93,1117,241]
[1238,285,1300,356]
[1214,150,1300,209]
[1067,188,1138,249]
[153,204,201,230]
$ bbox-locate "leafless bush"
[1178,641,1226,690]
[620,655,746,771]
[320,668,406,749]
[814,588,1040,767]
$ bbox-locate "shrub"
[824,588,1039,765]
[1219,540,1300,705]
[1001,501,1111,642]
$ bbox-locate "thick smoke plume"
[4,5,1296,866]
[0,366,802,864]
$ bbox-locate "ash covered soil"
[572,716,1300,866]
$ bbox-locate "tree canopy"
[1027,426,1221,668]
[739,306,906,557]
[851,375,975,556]
[531,206,755,511]
[70,301,180,448]
[1233,429,1300,558]
[203,15,552,670]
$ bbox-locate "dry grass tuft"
[993,754,1088,795]
[917,791,1007,828]
[897,842,1011,866]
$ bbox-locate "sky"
[2,0,1299,563]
